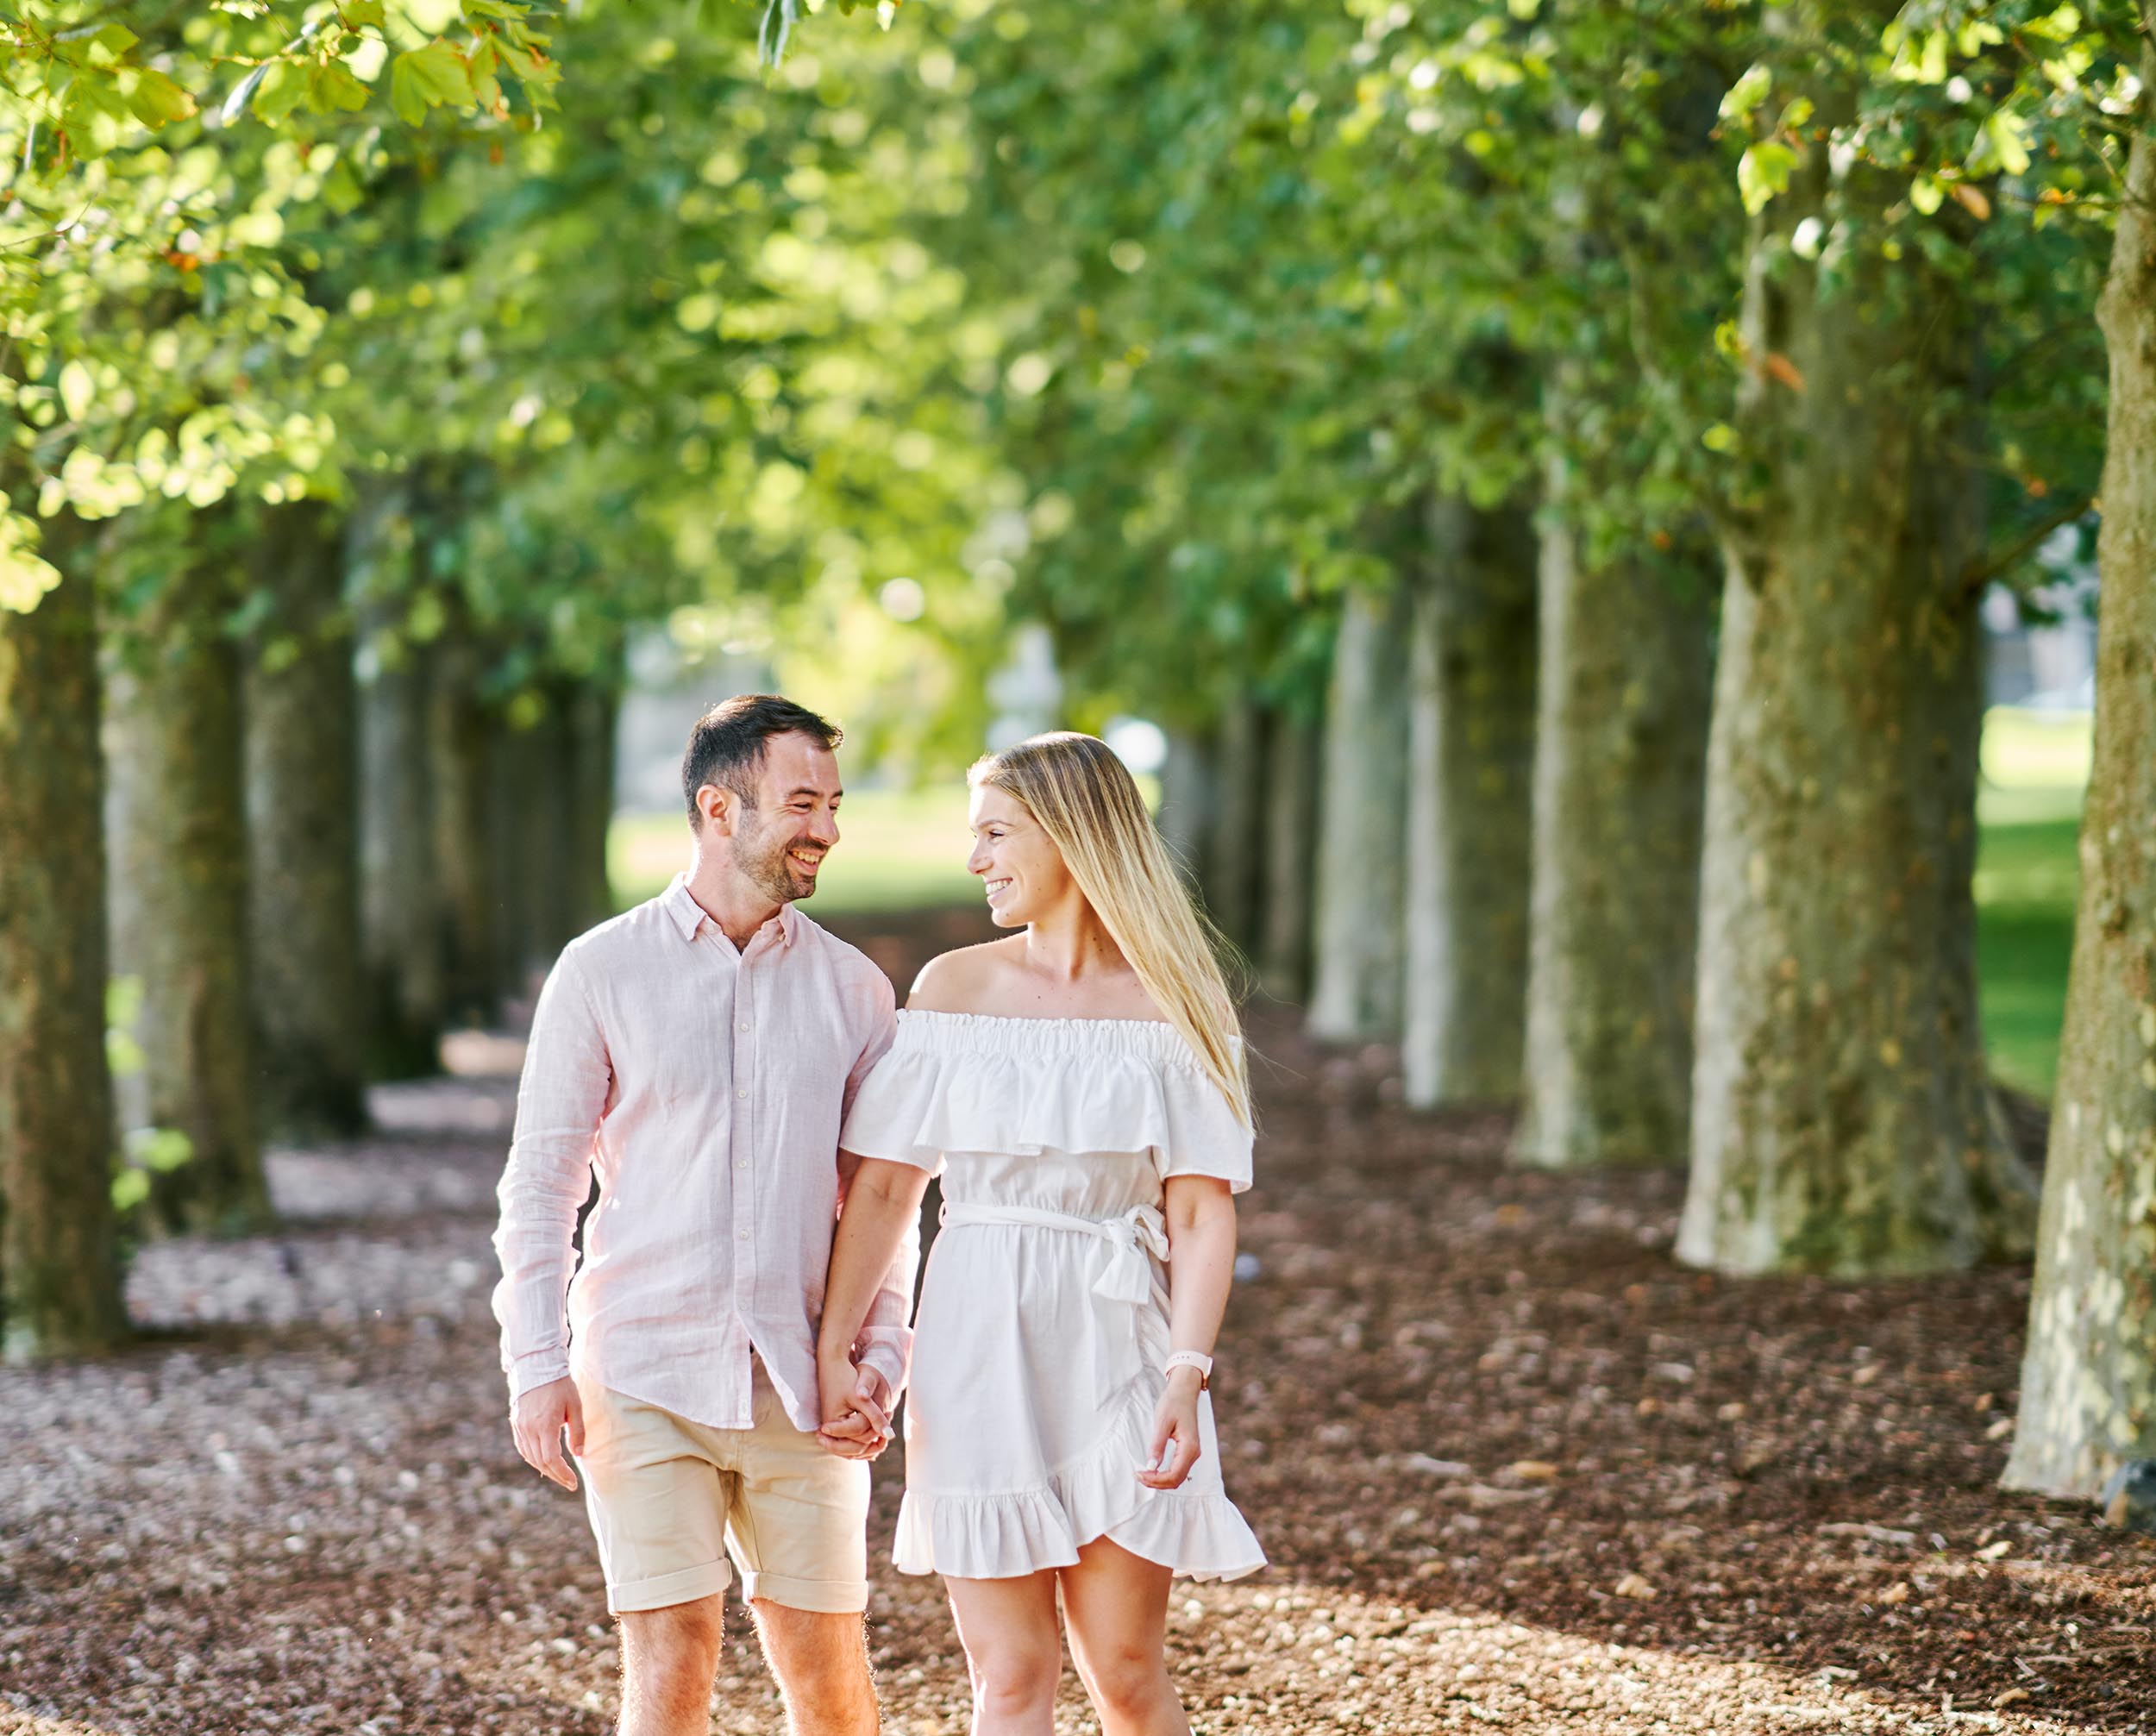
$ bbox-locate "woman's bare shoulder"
[906,938,1025,1012]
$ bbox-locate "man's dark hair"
[682,693,842,825]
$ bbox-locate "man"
[492,693,912,1736]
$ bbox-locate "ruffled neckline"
[896,1008,1234,1074]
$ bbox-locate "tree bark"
[2003,43,2156,1498]
[359,613,445,1079]
[1307,584,1412,1043]
[106,547,270,1236]
[430,628,505,1024]
[1401,498,1538,1107]
[244,501,367,1138]
[0,550,128,1359]
[567,680,620,935]
[1203,697,1266,957]
[1156,728,1215,892]
[1258,707,1320,1005]
[1513,471,1714,1167]
[1677,115,2035,1276]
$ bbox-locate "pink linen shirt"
[491,873,911,1433]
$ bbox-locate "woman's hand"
[1138,1367,1204,1489]
[817,1351,893,1461]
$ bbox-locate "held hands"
[1138,1366,1205,1490]
[817,1351,895,1462]
[511,1375,586,1492]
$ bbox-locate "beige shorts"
[572,1363,870,1615]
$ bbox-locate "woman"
[816,730,1264,1736]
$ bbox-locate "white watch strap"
[1163,1350,1213,1382]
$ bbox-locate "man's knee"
[621,1595,726,1682]
[753,1603,876,1729]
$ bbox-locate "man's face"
[730,731,843,904]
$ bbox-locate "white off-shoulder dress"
[837,1010,1266,1582]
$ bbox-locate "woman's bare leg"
[944,1571,1064,1736]
[1058,1538,1188,1736]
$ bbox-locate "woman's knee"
[966,1639,1062,1716]
[1078,1639,1174,1720]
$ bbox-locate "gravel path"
[4,917,2152,1734]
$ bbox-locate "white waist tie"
[940,1199,1172,1316]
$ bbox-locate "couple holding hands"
[492,695,1263,1736]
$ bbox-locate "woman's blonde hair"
[970,731,1252,1125]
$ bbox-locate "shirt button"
[737,1229,750,1241]
[738,1021,750,1032]
[736,1087,748,1100]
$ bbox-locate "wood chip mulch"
[3,908,2151,1734]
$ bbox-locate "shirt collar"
[661,873,797,949]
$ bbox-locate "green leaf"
[122,67,198,127]
[253,59,309,125]
[1720,63,1771,122]
[58,360,93,422]
[1737,141,1796,215]
[110,1168,150,1213]
[344,0,388,27]
[88,22,138,64]
[310,60,370,113]
[1910,175,1946,215]
[0,512,62,613]
[1985,110,2033,177]
[390,40,473,126]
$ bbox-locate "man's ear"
[698,783,736,836]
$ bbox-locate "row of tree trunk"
[0,494,620,1359]
[1171,50,2156,1507]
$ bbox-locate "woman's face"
[967,784,1074,927]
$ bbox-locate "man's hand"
[817,1355,893,1462]
[511,1375,586,1492]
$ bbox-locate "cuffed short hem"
[740,1568,868,1614]
[608,1558,732,1614]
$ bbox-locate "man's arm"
[492,949,611,1487]
[837,975,912,1407]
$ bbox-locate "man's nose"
[810,809,839,846]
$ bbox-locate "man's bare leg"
[618,1595,725,1736]
[750,1600,880,1736]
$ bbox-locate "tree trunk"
[243,501,367,1138]
[1156,728,1215,891]
[431,629,504,1025]
[106,549,269,1236]
[1402,499,1538,1107]
[492,689,582,997]
[1203,698,1266,956]
[567,680,619,934]
[359,616,444,1078]
[1258,707,1320,1004]
[1513,472,1714,1167]
[1677,122,2035,1276]
[2003,47,2156,1498]
[0,552,127,1359]
[1307,584,1412,1043]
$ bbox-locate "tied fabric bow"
[1092,1204,1170,1307]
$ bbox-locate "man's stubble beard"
[736,805,817,904]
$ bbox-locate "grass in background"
[610,785,981,918]
[607,710,2086,1099]
[1976,708,2089,1100]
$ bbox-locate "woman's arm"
[817,1155,932,1446]
[1141,1173,1238,1490]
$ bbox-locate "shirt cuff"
[854,1328,912,1402]
[505,1345,572,1405]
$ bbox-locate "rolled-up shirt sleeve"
[842,986,916,1398]
[492,946,612,1405]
